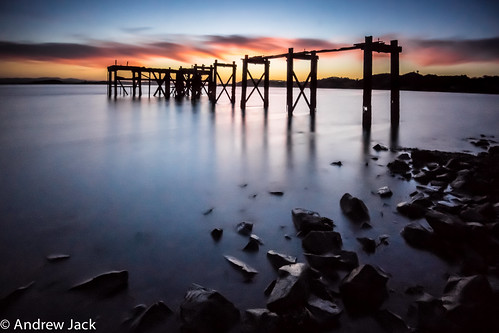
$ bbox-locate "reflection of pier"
[106,36,401,129]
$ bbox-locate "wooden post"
[240,55,248,109]
[138,70,142,97]
[310,51,318,115]
[107,68,112,97]
[362,36,373,130]
[231,61,236,104]
[113,70,117,98]
[286,48,294,116]
[264,59,270,109]
[390,40,400,127]
[132,70,136,98]
[148,72,151,98]
[166,71,171,99]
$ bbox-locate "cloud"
[405,37,499,66]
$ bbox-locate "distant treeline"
[252,72,499,95]
[1,72,498,94]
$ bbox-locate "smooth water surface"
[1,85,498,331]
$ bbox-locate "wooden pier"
[107,36,402,129]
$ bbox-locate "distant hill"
[316,73,499,94]
[0,77,106,84]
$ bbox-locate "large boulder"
[291,208,334,235]
[400,222,434,249]
[425,210,465,241]
[302,231,342,255]
[306,296,342,327]
[180,284,240,333]
[267,263,310,314]
[339,193,370,222]
[339,264,389,314]
[304,251,359,276]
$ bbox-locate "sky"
[0,0,498,80]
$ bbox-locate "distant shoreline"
[1,72,498,95]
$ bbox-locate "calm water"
[0,85,498,331]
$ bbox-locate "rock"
[397,152,411,160]
[330,161,343,166]
[0,281,34,309]
[291,208,334,235]
[70,270,128,297]
[302,231,342,255]
[267,250,297,269]
[267,263,310,314]
[46,254,70,262]
[269,191,284,196]
[242,308,280,333]
[387,160,411,175]
[211,228,223,241]
[377,186,393,197]
[339,264,389,314]
[373,143,389,151]
[400,223,434,249]
[340,193,370,222]
[306,296,342,326]
[243,238,260,252]
[378,234,390,245]
[356,237,376,253]
[374,309,411,333]
[130,301,173,332]
[224,255,258,278]
[396,201,427,219]
[411,293,453,332]
[237,222,254,236]
[203,207,214,216]
[304,251,359,275]
[180,284,240,333]
[441,276,494,327]
[264,280,277,296]
[425,210,465,241]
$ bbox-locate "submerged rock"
[387,160,411,175]
[304,250,359,273]
[373,143,389,151]
[374,309,411,333]
[339,264,389,314]
[356,237,376,253]
[291,208,334,235]
[302,231,342,255]
[46,254,70,262]
[267,263,310,314]
[330,161,343,166]
[180,284,240,333]
[237,222,254,236]
[269,191,284,196]
[267,250,297,269]
[211,228,223,241]
[224,255,258,278]
[0,281,34,309]
[306,296,342,326]
[70,270,128,297]
[340,193,370,222]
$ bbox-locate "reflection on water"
[0,85,498,330]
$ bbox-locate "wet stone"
[291,208,334,235]
[302,231,343,255]
[242,308,280,333]
[70,270,128,297]
[237,222,254,236]
[340,193,370,222]
[373,143,389,151]
[224,255,258,278]
[306,296,342,326]
[356,237,376,253]
[267,263,310,314]
[180,284,240,333]
[129,301,173,332]
[46,254,70,262]
[211,228,223,241]
[377,186,393,198]
[267,250,297,269]
[339,264,389,314]
[401,223,434,249]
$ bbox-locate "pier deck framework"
[107,36,402,128]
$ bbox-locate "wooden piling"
[310,51,318,115]
[231,61,237,104]
[286,48,294,116]
[264,59,270,109]
[362,36,373,130]
[390,39,400,127]
[241,55,248,109]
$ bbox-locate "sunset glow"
[0,1,498,80]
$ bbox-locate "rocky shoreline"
[2,141,499,332]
